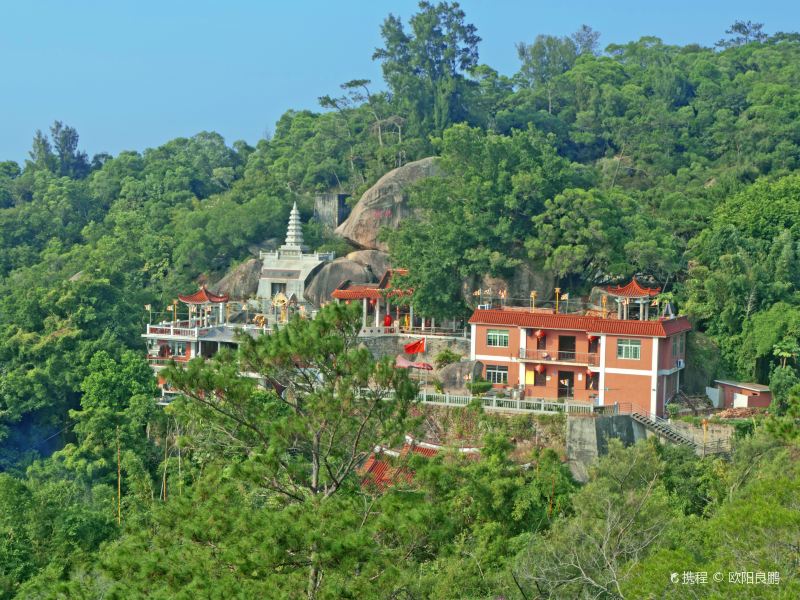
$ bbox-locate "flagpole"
[423,336,427,400]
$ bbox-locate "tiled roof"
[399,444,439,459]
[332,285,384,300]
[178,286,229,304]
[469,309,691,338]
[605,278,661,298]
[331,269,412,300]
[359,456,413,491]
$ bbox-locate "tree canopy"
[1,4,800,597]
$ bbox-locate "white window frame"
[486,365,509,384]
[617,339,641,360]
[486,329,509,348]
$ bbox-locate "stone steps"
[630,412,698,449]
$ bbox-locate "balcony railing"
[519,348,598,366]
[420,392,596,414]
[147,355,190,366]
[146,323,210,338]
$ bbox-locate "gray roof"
[199,325,265,344]
[714,379,771,393]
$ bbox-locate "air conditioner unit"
[676,359,685,369]
[519,348,527,358]
[478,304,492,310]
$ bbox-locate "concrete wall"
[314,193,350,229]
[566,414,675,482]
[360,334,470,363]
[567,415,646,482]
[669,420,734,446]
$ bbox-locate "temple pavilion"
[604,279,661,320]
[331,269,463,335]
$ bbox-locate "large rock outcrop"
[303,258,377,307]
[335,157,441,251]
[213,258,262,300]
[345,250,392,280]
[462,263,555,306]
[438,360,484,394]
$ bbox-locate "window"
[533,371,546,386]
[585,372,599,390]
[536,336,547,350]
[679,333,686,355]
[487,329,509,348]
[617,339,641,360]
[486,365,508,384]
[169,341,187,357]
[672,336,677,357]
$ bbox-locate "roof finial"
[281,201,308,251]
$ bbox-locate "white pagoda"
[256,202,334,315]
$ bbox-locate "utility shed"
[714,380,772,409]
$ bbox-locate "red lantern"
[535,364,546,374]
[369,298,377,306]
[586,369,594,377]
[587,334,596,342]
[534,329,545,339]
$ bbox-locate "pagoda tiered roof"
[178,286,229,304]
[605,278,661,298]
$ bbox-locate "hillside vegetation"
[1,4,799,598]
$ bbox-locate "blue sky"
[0,0,797,163]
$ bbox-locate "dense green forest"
[1,2,800,597]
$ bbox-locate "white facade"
[256,202,334,308]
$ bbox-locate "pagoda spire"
[281,202,308,252]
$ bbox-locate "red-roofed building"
[359,455,414,491]
[332,269,435,335]
[468,279,690,417]
[359,438,480,491]
[177,285,230,305]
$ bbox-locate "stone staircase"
[630,411,699,450]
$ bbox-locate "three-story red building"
[468,279,690,417]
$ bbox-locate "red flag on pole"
[403,337,425,354]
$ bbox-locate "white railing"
[419,392,595,414]
[145,322,272,339]
[146,324,207,338]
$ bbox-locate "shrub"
[467,378,492,396]
[434,348,462,369]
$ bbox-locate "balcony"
[147,355,190,368]
[519,347,598,366]
[145,320,210,339]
